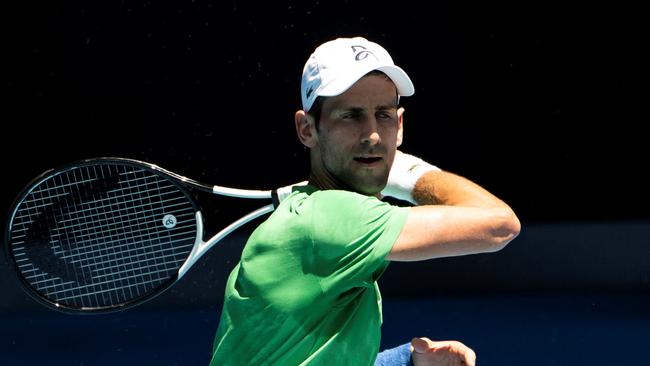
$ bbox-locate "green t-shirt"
[210,185,410,365]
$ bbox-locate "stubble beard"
[314,137,390,195]
[333,161,389,196]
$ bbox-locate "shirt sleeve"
[307,190,410,292]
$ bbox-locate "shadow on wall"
[2,221,649,313]
[382,221,650,295]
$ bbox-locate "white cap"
[301,37,415,112]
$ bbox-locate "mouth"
[354,156,383,166]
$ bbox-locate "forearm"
[412,169,512,210]
[382,149,518,224]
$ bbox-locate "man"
[210,37,520,365]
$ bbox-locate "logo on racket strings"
[162,214,177,229]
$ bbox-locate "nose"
[360,118,381,146]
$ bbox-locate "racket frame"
[4,157,302,313]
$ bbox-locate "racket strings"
[10,163,198,309]
[16,184,195,260]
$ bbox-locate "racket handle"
[272,181,308,208]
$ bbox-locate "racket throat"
[177,205,275,278]
[178,211,207,279]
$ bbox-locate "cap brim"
[377,65,414,97]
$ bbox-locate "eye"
[377,111,396,120]
[341,111,362,120]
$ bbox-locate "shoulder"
[307,189,409,236]
[282,185,382,211]
[309,188,388,210]
[277,185,409,230]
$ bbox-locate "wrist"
[381,151,440,204]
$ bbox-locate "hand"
[410,337,476,366]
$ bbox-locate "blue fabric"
[374,342,413,366]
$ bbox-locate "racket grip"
[272,181,308,208]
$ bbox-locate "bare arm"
[387,169,521,261]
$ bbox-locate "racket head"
[4,158,202,313]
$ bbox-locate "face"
[296,74,404,195]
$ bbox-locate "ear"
[295,110,318,148]
[396,107,405,147]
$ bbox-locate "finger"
[431,343,453,352]
[463,348,477,366]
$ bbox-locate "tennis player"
[210,37,520,365]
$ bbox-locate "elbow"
[503,209,522,241]
[489,209,521,252]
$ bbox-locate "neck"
[308,150,349,191]
[308,169,350,191]
[308,170,382,199]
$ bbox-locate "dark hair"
[305,71,398,130]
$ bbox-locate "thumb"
[410,337,433,354]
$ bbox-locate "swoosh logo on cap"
[351,45,379,62]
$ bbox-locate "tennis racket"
[4,157,306,314]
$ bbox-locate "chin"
[351,180,387,196]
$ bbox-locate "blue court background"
[2,293,648,365]
[3,0,648,365]
[2,224,648,365]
